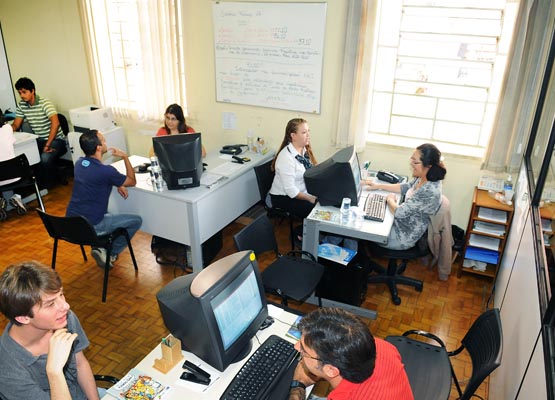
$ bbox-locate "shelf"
[461,263,496,278]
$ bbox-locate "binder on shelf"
[473,221,505,236]
[465,246,499,265]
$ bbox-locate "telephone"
[377,170,401,184]
[220,144,248,156]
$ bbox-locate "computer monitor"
[152,133,203,190]
[304,145,362,207]
[156,251,269,372]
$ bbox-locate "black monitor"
[156,251,269,372]
[304,145,362,207]
[152,133,203,190]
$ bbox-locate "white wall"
[0,0,481,227]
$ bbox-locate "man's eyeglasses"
[299,342,321,361]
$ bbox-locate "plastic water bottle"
[150,156,164,192]
[247,129,254,152]
[504,175,514,202]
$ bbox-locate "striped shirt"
[15,94,62,139]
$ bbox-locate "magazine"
[285,315,303,341]
[317,243,357,266]
[107,368,172,400]
[311,210,339,223]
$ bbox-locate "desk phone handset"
[220,144,247,156]
[377,170,400,184]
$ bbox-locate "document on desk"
[209,161,244,177]
[200,172,227,188]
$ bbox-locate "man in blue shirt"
[66,129,142,268]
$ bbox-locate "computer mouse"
[138,163,148,172]
[260,316,275,330]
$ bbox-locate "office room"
[0,0,554,399]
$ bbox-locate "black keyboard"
[364,193,387,222]
[220,335,298,400]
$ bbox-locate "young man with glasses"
[288,307,413,400]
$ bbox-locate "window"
[367,0,518,157]
[80,0,186,120]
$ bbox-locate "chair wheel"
[393,296,401,305]
[416,284,424,292]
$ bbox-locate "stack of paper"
[473,221,505,236]
[468,234,500,251]
[541,218,553,233]
[478,207,507,223]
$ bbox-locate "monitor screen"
[152,133,203,190]
[304,145,362,207]
[156,251,268,372]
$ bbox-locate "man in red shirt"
[288,308,413,400]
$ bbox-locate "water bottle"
[150,156,164,192]
[504,175,513,202]
[247,129,254,152]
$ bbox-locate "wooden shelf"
[457,187,514,280]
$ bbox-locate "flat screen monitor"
[152,133,203,190]
[156,251,269,372]
[304,145,362,207]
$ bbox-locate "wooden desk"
[108,151,274,272]
[101,305,299,399]
[302,188,396,320]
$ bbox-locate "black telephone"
[220,144,247,156]
[377,170,401,184]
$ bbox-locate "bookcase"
[457,187,514,279]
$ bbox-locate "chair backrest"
[58,113,70,136]
[233,214,279,256]
[253,160,274,209]
[37,209,102,247]
[0,153,33,182]
[459,308,503,400]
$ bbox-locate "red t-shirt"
[328,338,414,400]
[155,126,195,136]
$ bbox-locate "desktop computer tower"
[316,252,370,307]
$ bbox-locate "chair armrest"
[402,329,447,348]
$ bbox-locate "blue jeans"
[36,137,67,187]
[93,213,142,256]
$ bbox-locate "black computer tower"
[316,252,370,306]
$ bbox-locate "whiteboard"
[0,24,16,114]
[212,2,327,114]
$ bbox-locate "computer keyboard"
[220,335,298,400]
[364,193,387,222]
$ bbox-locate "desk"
[13,132,40,165]
[101,305,299,399]
[108,151,274,272]
[302,189,396,320]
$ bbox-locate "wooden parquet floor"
[0,180,493,399]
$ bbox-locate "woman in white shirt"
[269,118,318,218]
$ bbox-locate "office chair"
[365,238,427,305]
[253,160,297,249]
[385,308,502,400]
[0,153,45,213]
[55,113,73,184]
[36,209,139,303]
[234,214,324,306]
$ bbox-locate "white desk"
[302,189,396,320]
[101,305,299,399]
[108,150,274,272]
[13,131,40,165]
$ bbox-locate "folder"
[465,246,499,265]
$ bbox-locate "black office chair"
[253,160,297,249]
[0,153,45,213]
[365,236,428,305]
[55,113,73,184]
[36,209,139,303]
[234,214,324,306]
[385,308,503,400]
